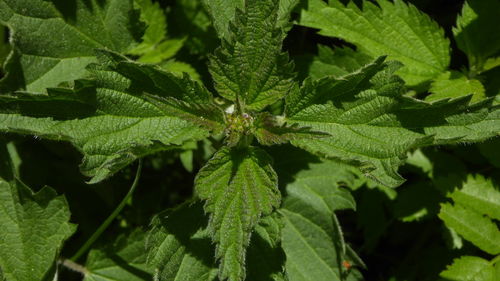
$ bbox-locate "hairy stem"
[70,160,143,261]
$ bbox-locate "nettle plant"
[0,0,499,280]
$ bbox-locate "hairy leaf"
[286,56,386,117]
[454,0,500,71]
[299,0,450,86]
[84,229,153,281]
[450,175,500,221]
[280,160,362,281]
[195,146,280,281]
[439,203,500,255]
[428,71,485,103]
[146,202,217,281]
[203,0,244,40]
[203,0,298,40]
[287,59,500,187]
[0,50,224,183]
[0,180,75,281]
[209,0,295,111]
[0,0,143,92]
[440,256,496,281]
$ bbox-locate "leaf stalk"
[70,159,143,261]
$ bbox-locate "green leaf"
[0,50,223,183]
[146,202,218,281]
[449,174,500,220]
[454,0,500,71]
[195,146,280,281]
[246,214,286,281]
[0,180,75,281]
[170,0,219,55]
[209,0,295,111]
[203,0,244,40]
[440,256,496,281]
[254,113,328,146]
[135,38,185,64]
[0,0,143,93]
[427,71,485,103]
[286,56,386,117]
[160,60,201,82]
[287,58,500,187]
[306,45,373,80]
[438,203,500,255]
[203,0,298,40]
[280,159,362,281]
[84,229,153,281]
[127,0,168,61]
[299,0,450,86]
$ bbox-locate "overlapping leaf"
[304,45,373,80]
[147,202,286,281]
[286,58,500,187]
[209,0,295,111]
[440,256,497,281]
[449,175,500,220]
[194,146,280,281]
[299,0,450,86]
[0,50,224,183]
[454,0,500,71]
[280,160,363,281]
[203,0,298,40]
[438,174,500,257]
[0,0,143,93]
[246,214,286,281]
[439,203,500,255]
[84,229,153,281]
[0,179,75,281]
[146,202,217,281]
[427,71,485,103]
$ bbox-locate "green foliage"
[146,202,217,281]
[0,179,75,281]
[209,0,295,111]
[0,51,218,183]
[0,0,499,281]
[427,71,485,103]
[301,45,373,80]
[0,0,143,93]
[454,0,500,72]
[84,230,153,281]
[438,175,500,255]
[440,256,497,281]
[287,59,499,187]
[195,147,280,281]
[280,160,362,281]
[298,0,450,86]
[438,174,500,280]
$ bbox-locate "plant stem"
[70,160,143,261]
[58,259,88,275]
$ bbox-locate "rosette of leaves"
[0,0,499,280]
